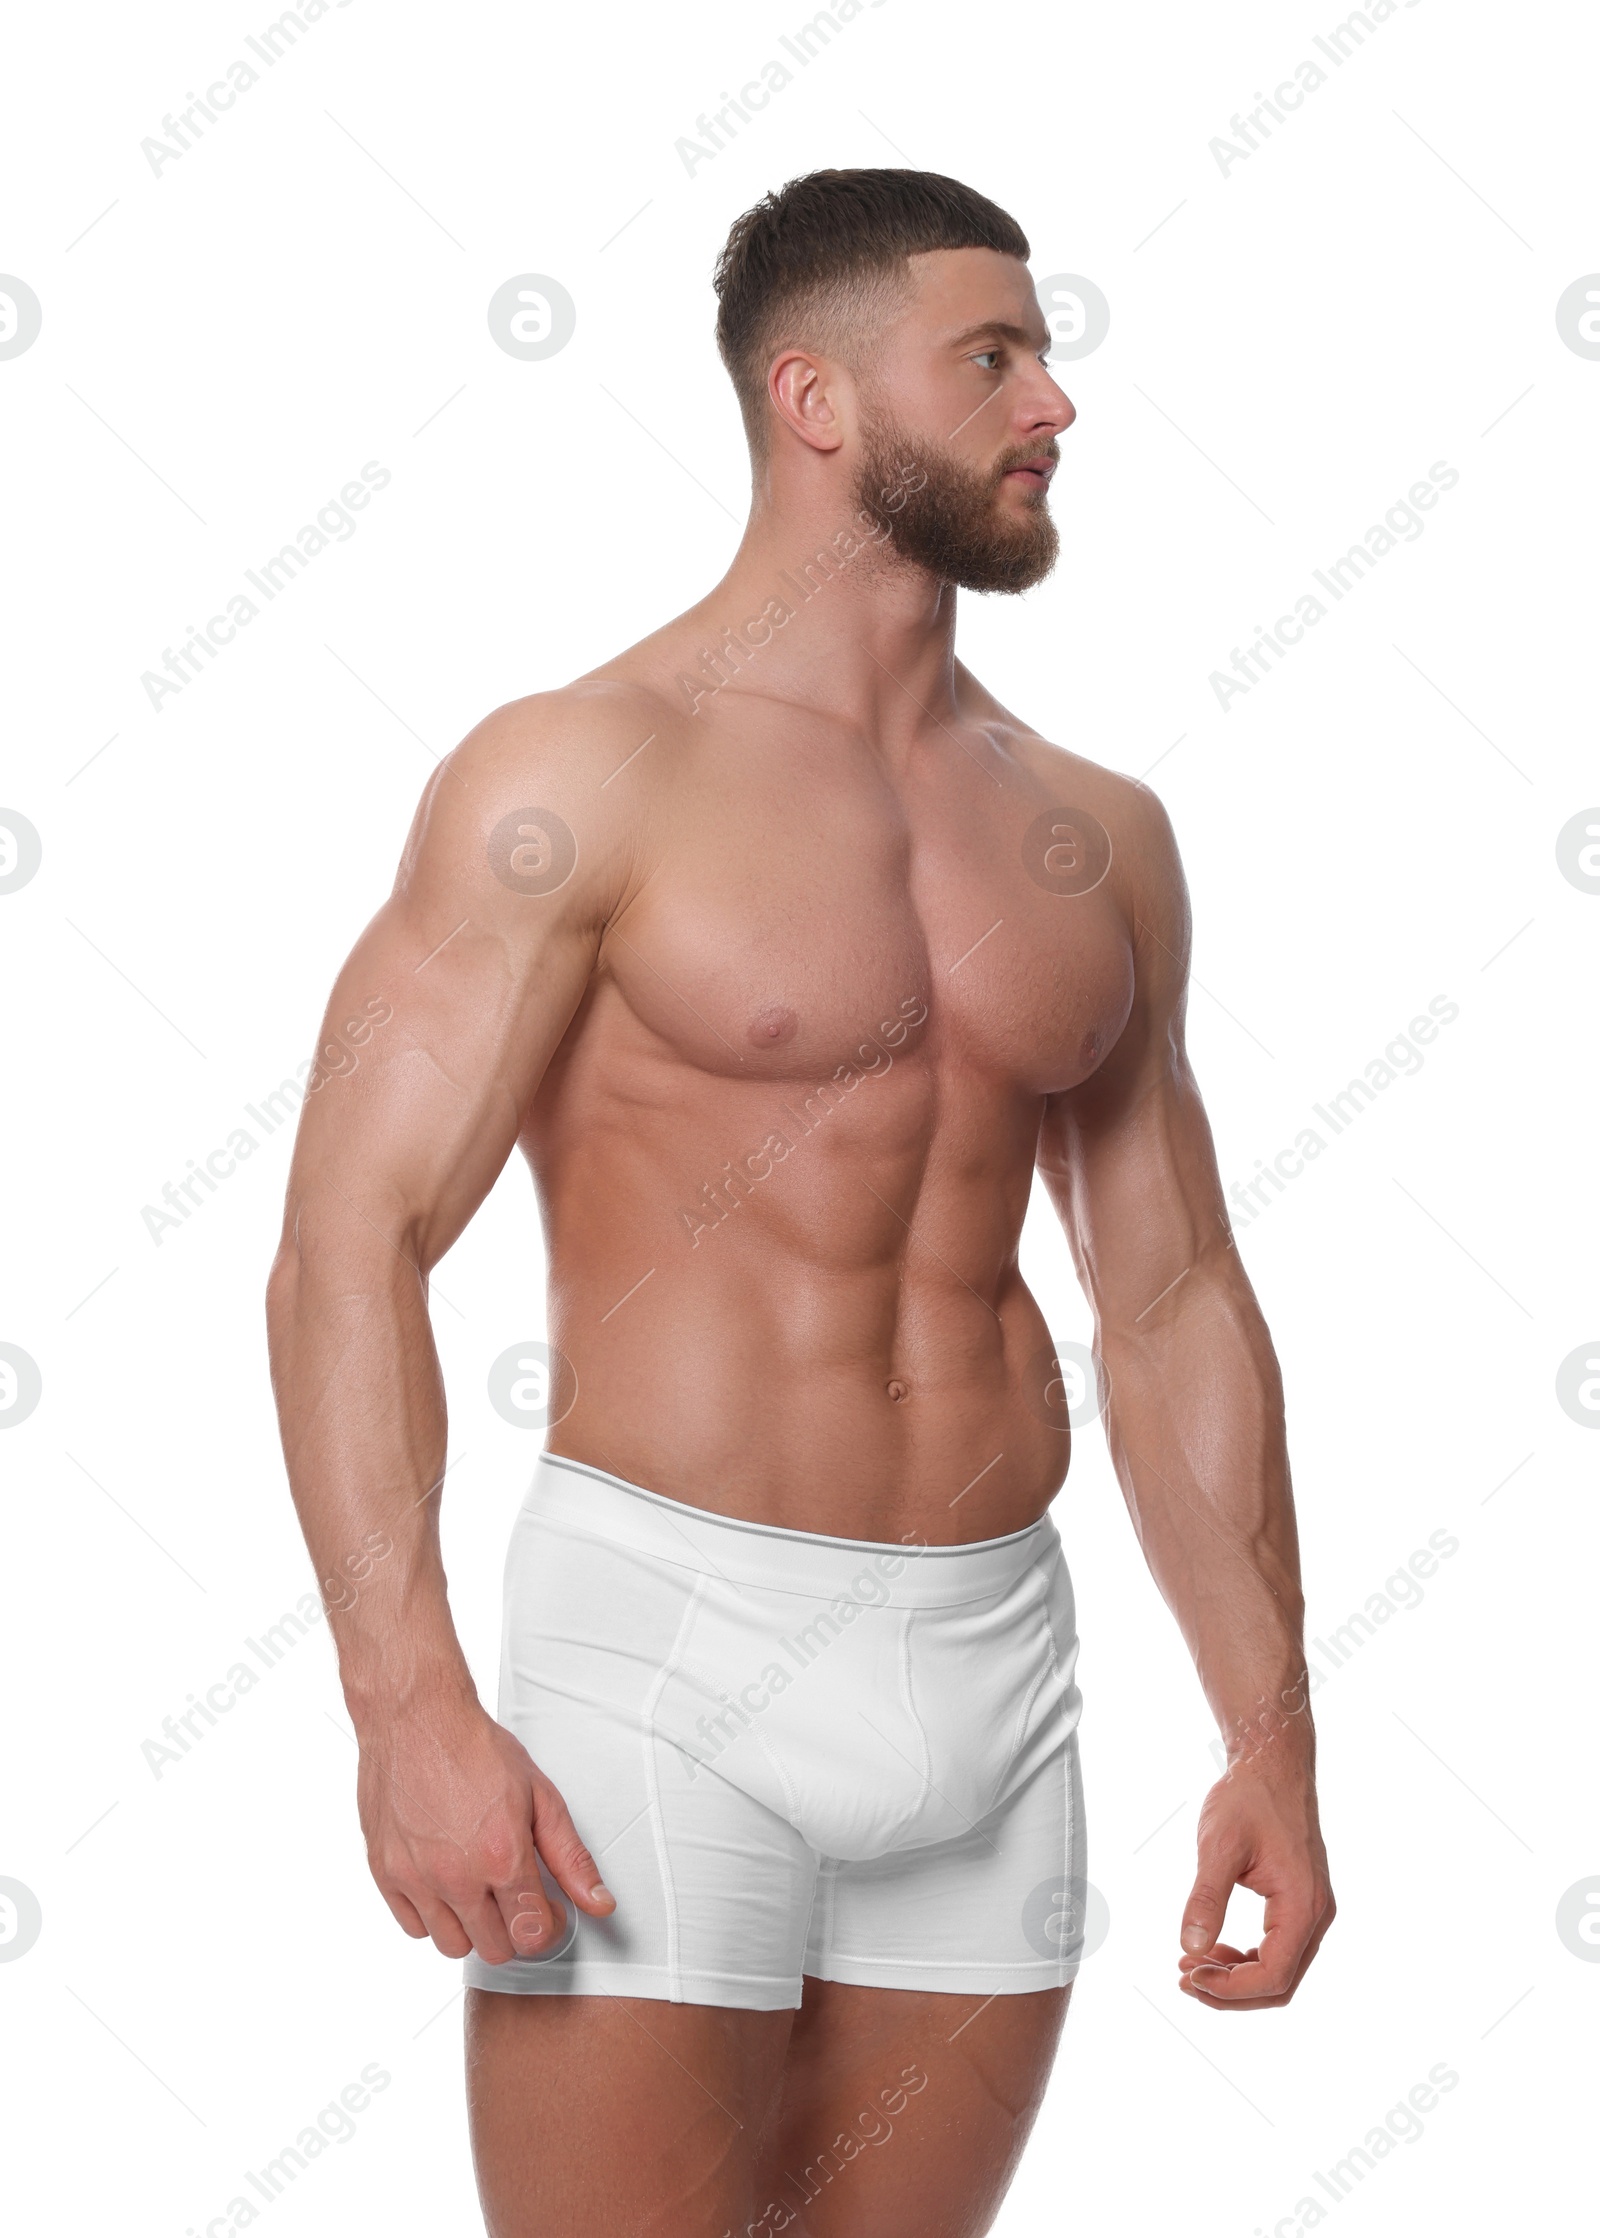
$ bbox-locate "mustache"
[991,441,1060,484]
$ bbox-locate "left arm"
[1035,781,1334,2008]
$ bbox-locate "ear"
[767,348,848,455]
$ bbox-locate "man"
[267,169,1333,2237]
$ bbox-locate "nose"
[1039,371,1076,436]
[1015,362,1076,443]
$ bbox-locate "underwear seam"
[472,1969,805,2005]
[1047,1587,1078,1985]
[808,1852,839,1977]
[522,1504,1031,1608]
[897,1606,933,1842]
[995,1558,1058,1815]
[641,1573,708,2001]
[814,1952,1075,1973]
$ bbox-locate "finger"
[458,1881,548,1966]
[477,1817,568,1957]
[377,1885,430,1940]
[488,1875,568,1961]
[1178,1940,1249,1976]
[1182,1943,1309,2010]
[407,1890,476,1961]
[1184,1956,1256,1997]
[1191,1924,1303,2001]
[475,1811,567,1956]
[1203,1869,1323,1997]
[532,1781,616,1915]
[1184,1894,1330,2007]
[1180,1868,1234,1958]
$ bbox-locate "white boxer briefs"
[463,1451,1086,2010]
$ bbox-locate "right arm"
[265,688,646,1965]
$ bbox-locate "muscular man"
[267,169,1333,2237]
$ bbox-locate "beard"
[853,404,1060,594]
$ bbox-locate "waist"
[533,1280,1072,1539]
[526,1450,1058,1609]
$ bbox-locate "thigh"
[467,1988,795,2238]
[754,1978,1072,2238]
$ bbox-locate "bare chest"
[601,731,1136,1099]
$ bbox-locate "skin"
[267,244,1333,2235]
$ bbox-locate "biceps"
[282,897,597,1268]
[1043,1065,1231,1326]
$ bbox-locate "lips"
[1002,456,1056,486]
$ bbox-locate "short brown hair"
[713,168,1030,460]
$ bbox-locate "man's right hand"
[354,1692,616,1964]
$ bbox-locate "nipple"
[748,1005,799,1048]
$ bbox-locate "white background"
[1,0,1595,2231]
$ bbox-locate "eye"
[971,348,1001,371]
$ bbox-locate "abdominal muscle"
[530,1066,1073,1546]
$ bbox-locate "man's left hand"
[1178,1751,1335,2008]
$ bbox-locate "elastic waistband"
[527,1452,1056,1608]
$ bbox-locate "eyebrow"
[945,320,1050,354]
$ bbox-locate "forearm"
[1097,1258,1312,1765]
[266,1208,474,1735]
[1040,806,1335,2002]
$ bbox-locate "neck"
[680,478,963,737]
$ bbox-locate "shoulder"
[974,692,1186,905]
[959,677,1192,990]
[1019,736,1181,872]
[392,677,675,931]
[443,676,674,802]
